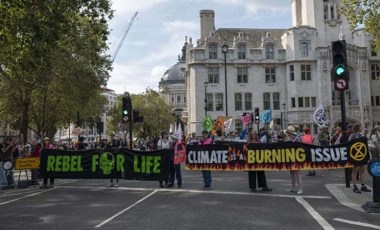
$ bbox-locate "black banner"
[40,148,170,181]
[186,137,370,171]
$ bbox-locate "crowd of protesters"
[1,122,378,194]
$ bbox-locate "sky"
[107,0,293,95]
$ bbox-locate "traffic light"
[332,40,349,91]
[122,96,132,122]
[96,119,103,133]
[133,109,143,123]
[254,107,260,124]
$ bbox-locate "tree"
[108,89,176,139]
[340,0,380,53]
[0,0,113,142]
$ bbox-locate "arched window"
[265,45,274,59]
[237,44,246,59]
[301,42,309,57]
[209,43,217,59]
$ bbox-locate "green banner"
[40,148,171,181]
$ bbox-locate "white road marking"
[334,218,380,229]
[295,197,335,230]
[94,189,158,228]
[0,180,80,205]
[58,185,331,200]
[0,187,57,206]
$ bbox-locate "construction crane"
[111,11,138,62]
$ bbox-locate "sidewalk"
[326,184,374,212]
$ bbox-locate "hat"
[43,137,50,141]
[286,126,296,135]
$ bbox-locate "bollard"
[362,159,380,213]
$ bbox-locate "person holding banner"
[247,130,272,192]
[158,131,170,188]
[172,134,186,188]
[40,137,55,189]
[0,137,17,189]
[199,130,213,189]
[285,126,303,195]
[349,123,371,193]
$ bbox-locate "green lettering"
[146,156,153,173]
[62,156,70,172]
[153,156,161,173]
[141,156,145,173]
[47,156,55,171]
[117,155,125,172]
[92,155,99,172]
[133,156,140,173]
[55,155,62,171]
[77,156,83,171]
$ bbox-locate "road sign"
[334,78,348,91]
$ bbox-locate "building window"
[265,45,274,59]
[237,68,248,83]
[263,93,271,110]
[245,93,252,111]
[235,93,242,111]
[311,97,316,107]
[371,64,380,80]
[177,95,181,104]
[265,67,276,83]
[289,65,295,81]
[323,3,329,20]
[209,43,217,59]
[215,93,224,111]
[297,97,317,108]
[301,42,309,57]
[208,67,219,83]
[237,44,246,59]
[273,93,280,110]
[301,64,311,80]
[206,93,213,111]
[298,97,304,108]
[304,97,310,107]
[291,97,296,108]
[372,96,380,106]
[184,96,187,104]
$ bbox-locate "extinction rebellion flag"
[40,148,170,181]
[186,137,369,171]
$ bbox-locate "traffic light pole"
[340,91,350,188]
[129,119,133,149]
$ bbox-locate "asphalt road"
[1,169,380,230]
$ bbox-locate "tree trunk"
[20,96,31,144]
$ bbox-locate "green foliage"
[340,0,380,53]
[0,0,113,140]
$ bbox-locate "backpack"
[301,134,314,144]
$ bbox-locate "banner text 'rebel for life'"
[40,148,170,181]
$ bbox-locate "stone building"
[159,41,188,133]
[183,0,379,136]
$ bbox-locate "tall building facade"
[184,1,380,135]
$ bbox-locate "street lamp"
[282,102,286,129]
[204,81,208,118]
[364,102,369,128]
[222,43,229,116]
